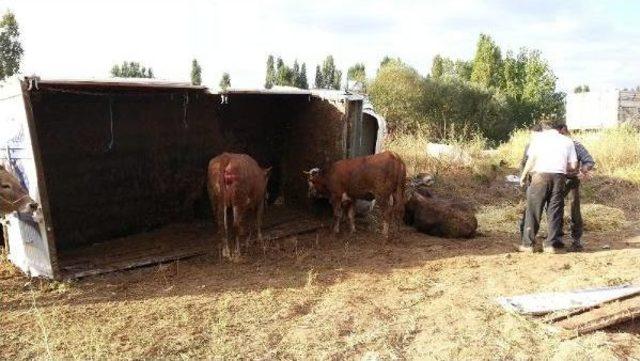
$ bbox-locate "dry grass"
[477,202,627,235]
[3,128,640,360]
[3,227,640,360]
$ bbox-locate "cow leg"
[393,189,404,235]
[331,196,343,235]
[257,199,266,253]
[233,205,242,258]
[222,206,231,259]
[377,195,392,241]
[347,202,356,234]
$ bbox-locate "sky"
[1,0,638,91]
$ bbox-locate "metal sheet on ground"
[497,284,640,315]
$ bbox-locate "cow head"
[409,173,435,188]
[0,164,39,217]
[406,172,435,201]
[303,167,328,199]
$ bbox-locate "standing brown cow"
[207,153,271,259]
[304,151,406,239]
[0,164,39,216]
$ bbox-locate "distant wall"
[619,91,640,127]
[566,91,619,130]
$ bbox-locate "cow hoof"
[222,246,231,259]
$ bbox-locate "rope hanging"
[182,92,189,129]
[106,97,115,152]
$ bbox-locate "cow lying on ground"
[404,173,477,238]
[207,153,271,259]
[0,163,39,217]
[304,151,406,239]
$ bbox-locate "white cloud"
[1,0,638,91]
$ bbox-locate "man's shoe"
[567,241,584,253]
[517,245,535,253]
[543,246,565,254]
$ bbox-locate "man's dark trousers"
[522,173,567,248]
[564,177,583,241]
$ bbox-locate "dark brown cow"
[207,153,271,259]
[304,151,406,239]
[0,164,39,217]
[404,173,477,238]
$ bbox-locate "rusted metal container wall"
[24,85,351,252]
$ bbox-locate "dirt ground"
[2,218,640,360]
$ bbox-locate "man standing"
[518,124,542,237]
[559,125,595,252]
[519,116,578,253]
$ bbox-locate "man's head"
[0,164,39,216]
[559,124,571,136]
[538,113,566,131]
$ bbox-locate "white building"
[566,90,640,130]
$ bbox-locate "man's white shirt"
[527,129,577,174]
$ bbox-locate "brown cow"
[0,163,39,217]
[304,151,406,239]
[207,153,271,259]
[404,173,477,238]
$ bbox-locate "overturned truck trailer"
[0,77,385,279]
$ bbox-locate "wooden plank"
[58,215,323,279]
[264,219,325,241]
[554,296,640,336]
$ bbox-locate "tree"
[219,72,231,90]
[347,63,366,90]
[368,60,426,134]
[431,55,445,80]
[265,55,275,89]
[454,60,473,81]
[521,49,564,119]
[574,84,590,93]
[431,55,472,81]
[470,33,502,88]
[0,11,23,81]
[380,56,395,68]
[298,63,309,89]
[314,65,323,89]
[292,60,300,87]
[347,63,367,93]
[275,57,294,86]
[110,61,154,78]
[191,59,202,86]
[316,55,342,89]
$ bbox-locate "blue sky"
[1,0,638,91]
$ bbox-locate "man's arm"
[574,141,595,172]
[520,154,535,187]
[567,141,578,173]
[520,144,530,172]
